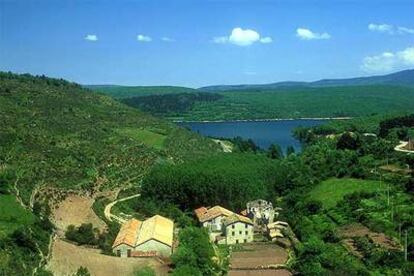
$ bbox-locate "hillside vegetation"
[0,72,221,203]
[86,85,196,98]
[199,69,414,91]
[120,85,414,121]
[308,178,382,209]
[0,72,221,274]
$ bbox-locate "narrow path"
[395,141,414,153]
[104,193,141,224]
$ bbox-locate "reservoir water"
[179,119,328,152]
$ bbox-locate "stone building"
[223,214,254,244]
[112,215,174,258]
[246,199,277,226]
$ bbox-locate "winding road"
[395,141,414,154]
[104,193,141,224]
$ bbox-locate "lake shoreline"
[174,117,352,123]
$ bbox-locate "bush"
[74,266,90,276]
[65,223,98,246]
[172,227,218,275]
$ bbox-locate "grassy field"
[308,178,382,209]
[116,128,167,150]
[0,195,34,235]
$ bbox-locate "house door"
[127,249,131,257]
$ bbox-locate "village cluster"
[112,199,290,258]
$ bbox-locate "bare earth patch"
[338,223,401,250]
[229,243,291,275]
[51,195,107,235]
[47,238,168,276]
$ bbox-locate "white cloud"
[137,34,152,42]
[368,23,393,34]
[296,28,330,40]
[84,34,98,41]
[361,46,414,72]
[398,26,414,35]
[161,37,175,42]
[368,23,414,35]
[398,47,414,64]
[260,37,273,44]
[213,27,272,46]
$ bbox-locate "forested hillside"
[86,85,196,98]
[199,69,414,91]
[0,72,220,202]
[0,72,220,274]
[119,85,414,121]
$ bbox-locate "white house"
[223,214,254,244]
[195,205,254,244]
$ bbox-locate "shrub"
[65,223,98,246]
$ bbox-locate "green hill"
[0,72,220,204]
[0,72,221,274]
[86,84,197,98]
[120,85,414,121]
[199,69,414,92]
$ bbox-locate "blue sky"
[1,0,413,87]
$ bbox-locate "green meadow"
[308,178,383,209]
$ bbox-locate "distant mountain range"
[198,69,414,92]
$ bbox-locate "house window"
[236,240,239,244]
[116,250,121,257]
[232,231,235,236]
[245,224,248,228]
[244,239,247,243]
[239,231,242,235]
[245,231,248,235]
[232,225,235,229]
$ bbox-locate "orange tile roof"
[112,218,141,248]
[112,215,174,249]
[136,215,174,247]
[194,207,208,220]
[197,205,234,223]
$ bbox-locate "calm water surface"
[179,120,328,152]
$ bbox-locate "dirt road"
[104,193,141,224]
[395,141,414,153]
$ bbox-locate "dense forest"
[121,92,223,118]
[86,85,197,99]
